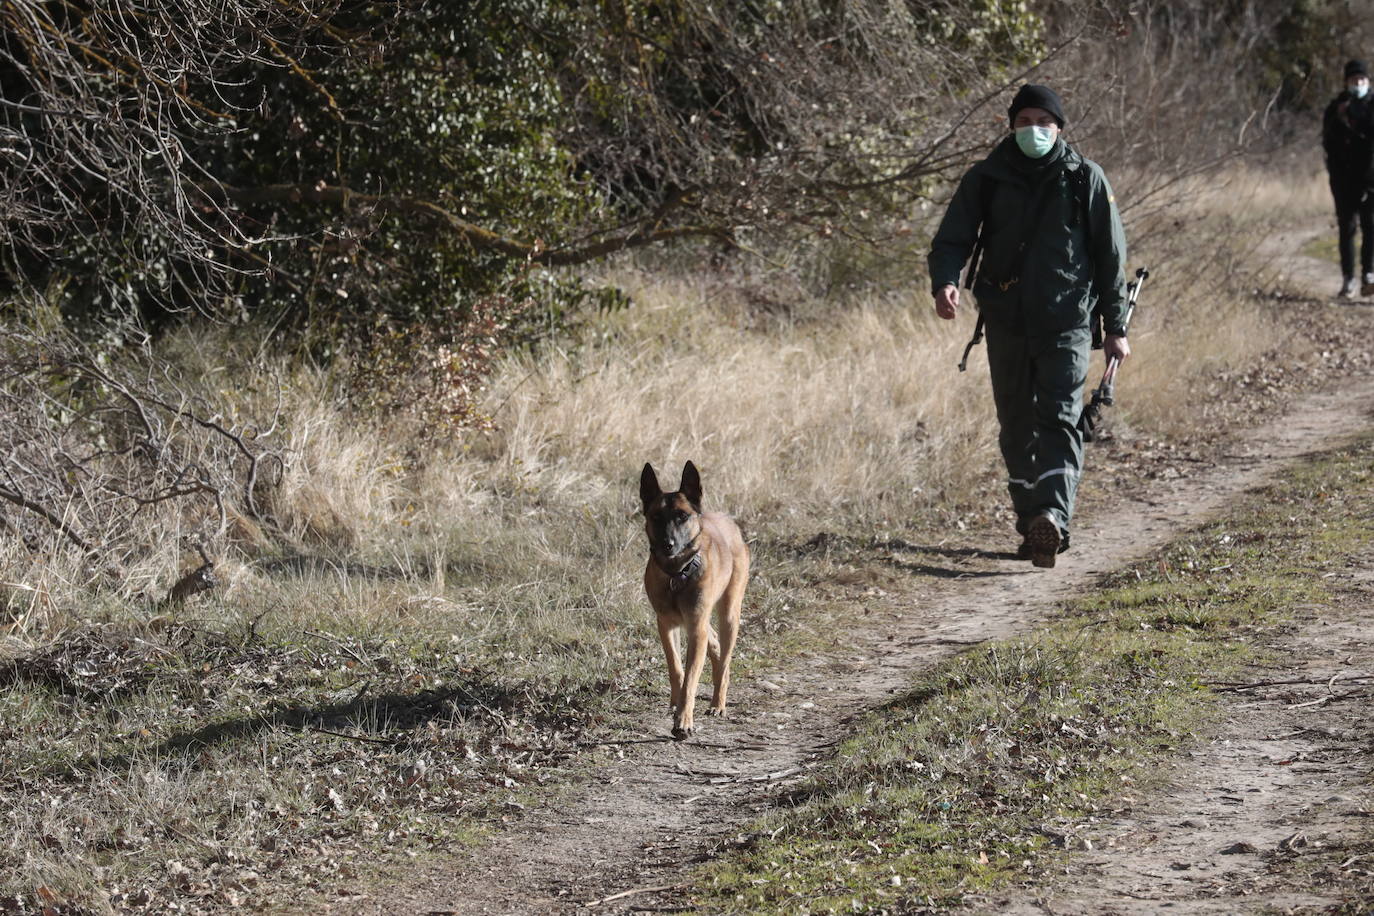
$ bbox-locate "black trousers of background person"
[1330,172,1374,279]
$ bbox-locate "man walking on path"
[927,84,1129,568]
[1322,59,1374,299]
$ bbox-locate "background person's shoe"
[1361,273,1374,296]
[1027,514,1061,568]
[1340,276,1358,298]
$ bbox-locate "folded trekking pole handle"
[1097,356,1121,405]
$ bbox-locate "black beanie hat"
[1346,59,1369,79]
[1008,84,1066,129]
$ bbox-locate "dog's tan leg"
[709,551,749,716]
[704,624,723,718]
[674,608,711,739]
[656,615,684,713]
[708,594,742,715]
[708,612,738,716]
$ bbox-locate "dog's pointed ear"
[639,462,662,512]
[679,460,703,510]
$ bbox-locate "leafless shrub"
[0,328,282,595]
[557,0,1052,253]
[1031,0,1346,243]
[0,0,341,319]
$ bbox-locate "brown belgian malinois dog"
[639,460,749,740]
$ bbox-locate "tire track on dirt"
[329,360,1374,915]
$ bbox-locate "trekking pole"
[1079,267,1148,442]
[1089,267,1148,407]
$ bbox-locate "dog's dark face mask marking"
[640,462,704,561]
[645,493,701,560]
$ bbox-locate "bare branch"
[0,327,282,588]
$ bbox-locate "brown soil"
[332,230,1374,915]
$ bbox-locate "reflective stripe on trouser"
[985,323,1090,534]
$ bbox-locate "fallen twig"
[584,883,686,908]
[303,629,368,666]
[677,766,741,779]
[166,823,226,853]
[744,766,806,782]
[577,737,672,749]
[1286,690,1369,710]
[1209,673,1372,692]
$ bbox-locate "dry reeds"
[0,168,1317,642]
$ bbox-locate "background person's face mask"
[1353,80,1370,98]
[1015,125,1057,158]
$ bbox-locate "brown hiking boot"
[1017,530,1070,561]
[1027,514,1061,568]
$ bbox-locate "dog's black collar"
[667,551,703,593]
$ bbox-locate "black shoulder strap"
[958,173,996,370]
[963,174,999,290]
[1071,157,1091,231]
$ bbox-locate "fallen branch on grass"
[303,629,369,666]
[306,725,397,746]
[1209,673,1373,692]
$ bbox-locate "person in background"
[1322,59,1374,299]
[926,84,1129,568]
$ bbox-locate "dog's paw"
[671,725,692,741]
[705,707,726,718]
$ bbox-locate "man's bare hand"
[1104,334,1130,361]
[934,284,959,320]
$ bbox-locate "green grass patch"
[692,439,1374,914]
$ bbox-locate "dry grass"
[480,277,996,528]
[0,165,1325,912]
[1104,164,1323,439]
[470,167,1321,521]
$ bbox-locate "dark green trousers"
[984,323,1091,534]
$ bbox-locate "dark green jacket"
[927,135,1129,336]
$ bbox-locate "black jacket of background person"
[1323,89,1374,187]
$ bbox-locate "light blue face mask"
[1015,125,1058,159]
[1353,82,1370,99]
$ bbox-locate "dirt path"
[988,601,1374,916]
[974,228,1374,915]
[335,236,1374,916]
